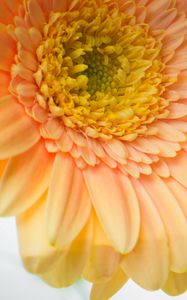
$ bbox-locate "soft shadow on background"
[0,217,186,300]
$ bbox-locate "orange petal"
[0,159,8,177]
[0,1,14,25]
[141,173,187,272]
[46,153,91,248]
[0,71,10,97]
[41,217,93,287]
[0,141,53,215]
[84,164,140,253]
[53,0,68,12]
[121,178,169,290]
[90,268,128,300]
[0,24,16,71]
[162,271,187,296]
[0,95,40,159]
[83,214,120,283]
[16,195,62,274]
[28,0,46,31]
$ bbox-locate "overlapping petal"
[0,0,187,299]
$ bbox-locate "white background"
[0,217,186,300]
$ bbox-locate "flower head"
[0,0,187,298]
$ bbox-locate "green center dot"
[83,51,117,96]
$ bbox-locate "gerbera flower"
[0,0,187,298]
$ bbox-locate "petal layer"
[46,153,91,247]
[0,141,53,215]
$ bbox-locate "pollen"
[34,0,174,141]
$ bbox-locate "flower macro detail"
[0,0,187,299]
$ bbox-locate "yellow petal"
[121,178,169,290]
[83,214,120,283]
[84,164,140,253]
[46,153,91,247]
[162,271,187,296]
[0,141,53,215]
[41,217,93,287]
[16,195,62,274]
[90,268,128,300]
[141,173,187,273]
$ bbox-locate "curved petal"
[0,95,40,159]
[0,141,53,215]
[0,1,14,25]
[83,214,120,283]
[166,150,187,188]
[46,153,91,247]
[141,173,187,273]
[83,163,140,253]
[0,24,16,71]
[41,217,93,287]
[121,178,169,290]
[90,268,128,300]
[162,271,187,296]
[0,159,8,178]
[16,195,62,274]
[0,71,10,97]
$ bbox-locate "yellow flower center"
[35,0,173,141]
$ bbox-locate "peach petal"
[0,95,40,159]
[83,215,120,283]
[84,165,140,253]
[32,103,48,123]
[89,139,105,158]
[46,153,91,247]
[166,14,187,36]
[141,173,187,272]
[12,64,34,82]
[106,139,127,158]
[165,177,187,218]
[80,146,97,166]
[0,141,53,215]
[168,103,187,118]
[149,9,177,31]
[18,47,38,71]
[156,121,186,142]
[56,131,73,152]
[90,268,128,300]
[101,155,117,168]
[29,28,42,48]
[15,27,35,52]
[41,217,92,287]
[17,82,37,97]
[166,150,187,188]
[146,0,171,17]
[120,161,140,178]
[16,195,62,274]
[132,137,160,154]
[162,271,187,296]
[152,160,170,178]
[42,119,64,140]
[68,130,87,147]
[147,137,178,157]
[121,179,170,290]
